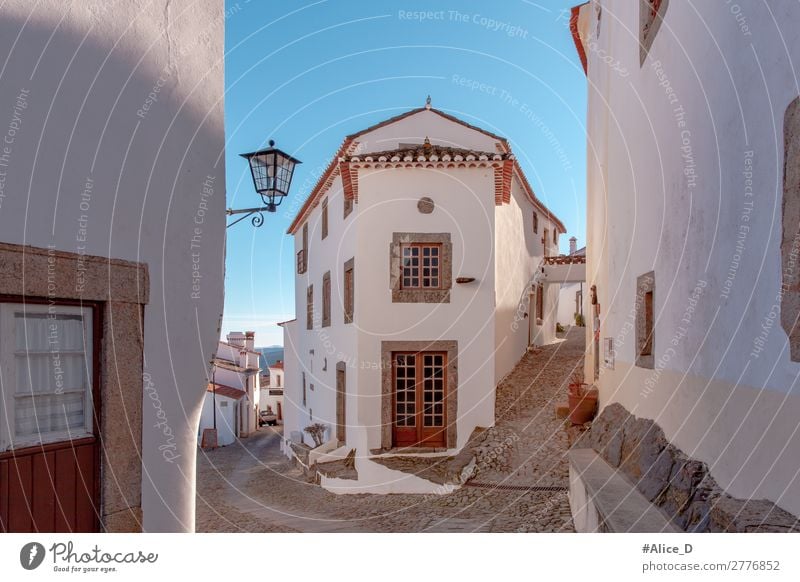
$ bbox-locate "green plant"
[574,312,585,327]
[556,322,565,333]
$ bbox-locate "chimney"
[226,331,245,348]
[244,331,255,351]
[569,236,578,255]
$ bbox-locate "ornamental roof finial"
[425,95,432,110]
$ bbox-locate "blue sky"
[223,0,587,346]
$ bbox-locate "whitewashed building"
[556,237,586,327]
[199,332,261,446]
[280,101,569,493]
[0,1,225,532]
[259,360,284,422]
[569,0,800,529]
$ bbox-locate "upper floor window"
[298,223,308,274]
[322,271,331,328]
[640,0,668,65]
[344,258,354,324]
[321,197,329,240]
[306,284,314,330]
[401,244,441,289]
[553,230,558,247]
[533,212,539,234]
[344,195,353,219]
[390,233,452,303]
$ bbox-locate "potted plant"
[567,368,597,425]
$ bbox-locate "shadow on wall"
[0,4,225,532]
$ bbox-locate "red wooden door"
[392,352,447,448]
[0,438,99,532]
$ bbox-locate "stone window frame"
[390,232,452,303]
[783,97,800,361]
[322,271,331,328]
[0,242,148,532]
[321,197,329,240]
[343,257,354,324]
[379,340,458,451]
[306,284,313,330]
[635,271,656,369]
[639,0,669,66]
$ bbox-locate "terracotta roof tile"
[206,382,246,400]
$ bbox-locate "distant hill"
[257,346,284,373]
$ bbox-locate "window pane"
[15,312,85,352]
[16,353,87,394]
[15,392,85,437]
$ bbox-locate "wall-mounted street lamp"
[226,140,302,228]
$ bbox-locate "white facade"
[0,1,225,531]
[211,331,261,437]
[575,0,800,516]
[199,390,240,447]
[281,106,566,492]
[259,362,285,420]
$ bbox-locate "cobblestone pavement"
[196,328,586,533]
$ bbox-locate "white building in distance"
[199,332,261,447]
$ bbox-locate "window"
[276,375,281,388]
[636,271,655,368]
[306,284,313,330]
[536,283,544,324]
[298,223,308,274]
[401,244,441,289]
[542,228,549,247]
[302,372,306,406]
[553,229,558,245]
[322,271,331,328]
[344,258,354,324]
[533,212,538,234]
[0,302,95,451]
[321,197,329,240]
[390,233,452,303]
[344,195,353,219]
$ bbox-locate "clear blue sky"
[223,0,587,346]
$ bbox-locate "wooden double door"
[392,351,447,448]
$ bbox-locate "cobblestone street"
[196,328,586,533]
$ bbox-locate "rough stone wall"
[576,403,800,532]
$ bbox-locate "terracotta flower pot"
[568,387,598,425]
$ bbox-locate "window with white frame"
[0,302,94,451]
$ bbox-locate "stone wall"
[576,403,800,532]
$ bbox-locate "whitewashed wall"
[0,1,225,531]
[356,166,498,450]
[585,0,800,515]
